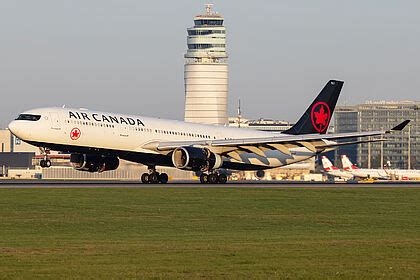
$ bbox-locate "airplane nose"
[8,120,32,140]
[8,120,18,135]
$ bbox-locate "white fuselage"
[386,169,420,180]
[346,168,390,180]
[324,169,354,180]
[8,107,317,170]
[347,168,420,180]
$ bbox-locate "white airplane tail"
[321,156,339,171]
[341,155,359,170]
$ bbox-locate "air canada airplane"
[8,80,410,184]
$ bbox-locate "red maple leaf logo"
[314,105,328,126]
[70,128,81,140]
[310,102,330,133]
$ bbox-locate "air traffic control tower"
[184,4,228,125]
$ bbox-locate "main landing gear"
[141,167,168,184]
[39,147,52,168]
[200,173,228,184]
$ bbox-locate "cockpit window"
[15,114,41,121]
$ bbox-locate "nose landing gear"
[40,159,52,168]
[39,148,52,168]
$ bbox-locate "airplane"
[320,156,354,181]
[341,155,420,181]
[7,80,410,184]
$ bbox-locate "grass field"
[0,187,419,279]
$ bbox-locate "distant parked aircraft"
[341,155,420,180]
[321,156,354,180]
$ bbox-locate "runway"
[0,180,419,188]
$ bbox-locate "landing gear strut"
[200,173,228,184]
[39,147,52,168]
[141,166,168,184]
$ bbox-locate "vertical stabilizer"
[283,80,343,135]
[341,155,359,170]
[321,156,339,171]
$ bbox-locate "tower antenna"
[237,99,242,128]
[205,3,214,15]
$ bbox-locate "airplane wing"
[143,120,410,159]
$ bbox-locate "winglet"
[390,120,410,132]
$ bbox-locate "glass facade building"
[333,109,359,167]
[334,101,419,169]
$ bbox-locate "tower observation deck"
[184,4,228,125]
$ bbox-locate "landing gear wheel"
[218,174,227,184]
[200,174,209,184]
[40,159,51,168]
[149,173,159,184]
[208,173,218,184]
[159,173,168,184]
[141,173,150,184]
[39,147,52,168]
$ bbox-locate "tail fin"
[321,156,339,171]
[341,155,359,170]
[283,80,343,135]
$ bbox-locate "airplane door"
[49,112,61,130]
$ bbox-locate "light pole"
[237,99,242,128]
[367,136,371,169]
[408,124,411,169]
[380,136,384,168]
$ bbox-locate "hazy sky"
[1,0,419,128]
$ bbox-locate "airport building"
[334,101,419,169]
[0,129,39,178]
[0,129,40,154]
[228,117,292,132]
[184,4,228,125]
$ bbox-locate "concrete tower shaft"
[184,4,228,125]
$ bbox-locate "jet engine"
[171,147,222,172]
[70,153,119,173]
[256,170,265,179]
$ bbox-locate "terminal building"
[0,129,39,178]
[184,4,228,125]
[334,101,419,169]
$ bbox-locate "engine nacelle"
[256,170,265,179]
[171,147,223,172]
[70,154,119,173]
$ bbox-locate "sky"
[1,0,419,128]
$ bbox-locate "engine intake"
[172,147,222,172]
[70,154,119,173]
